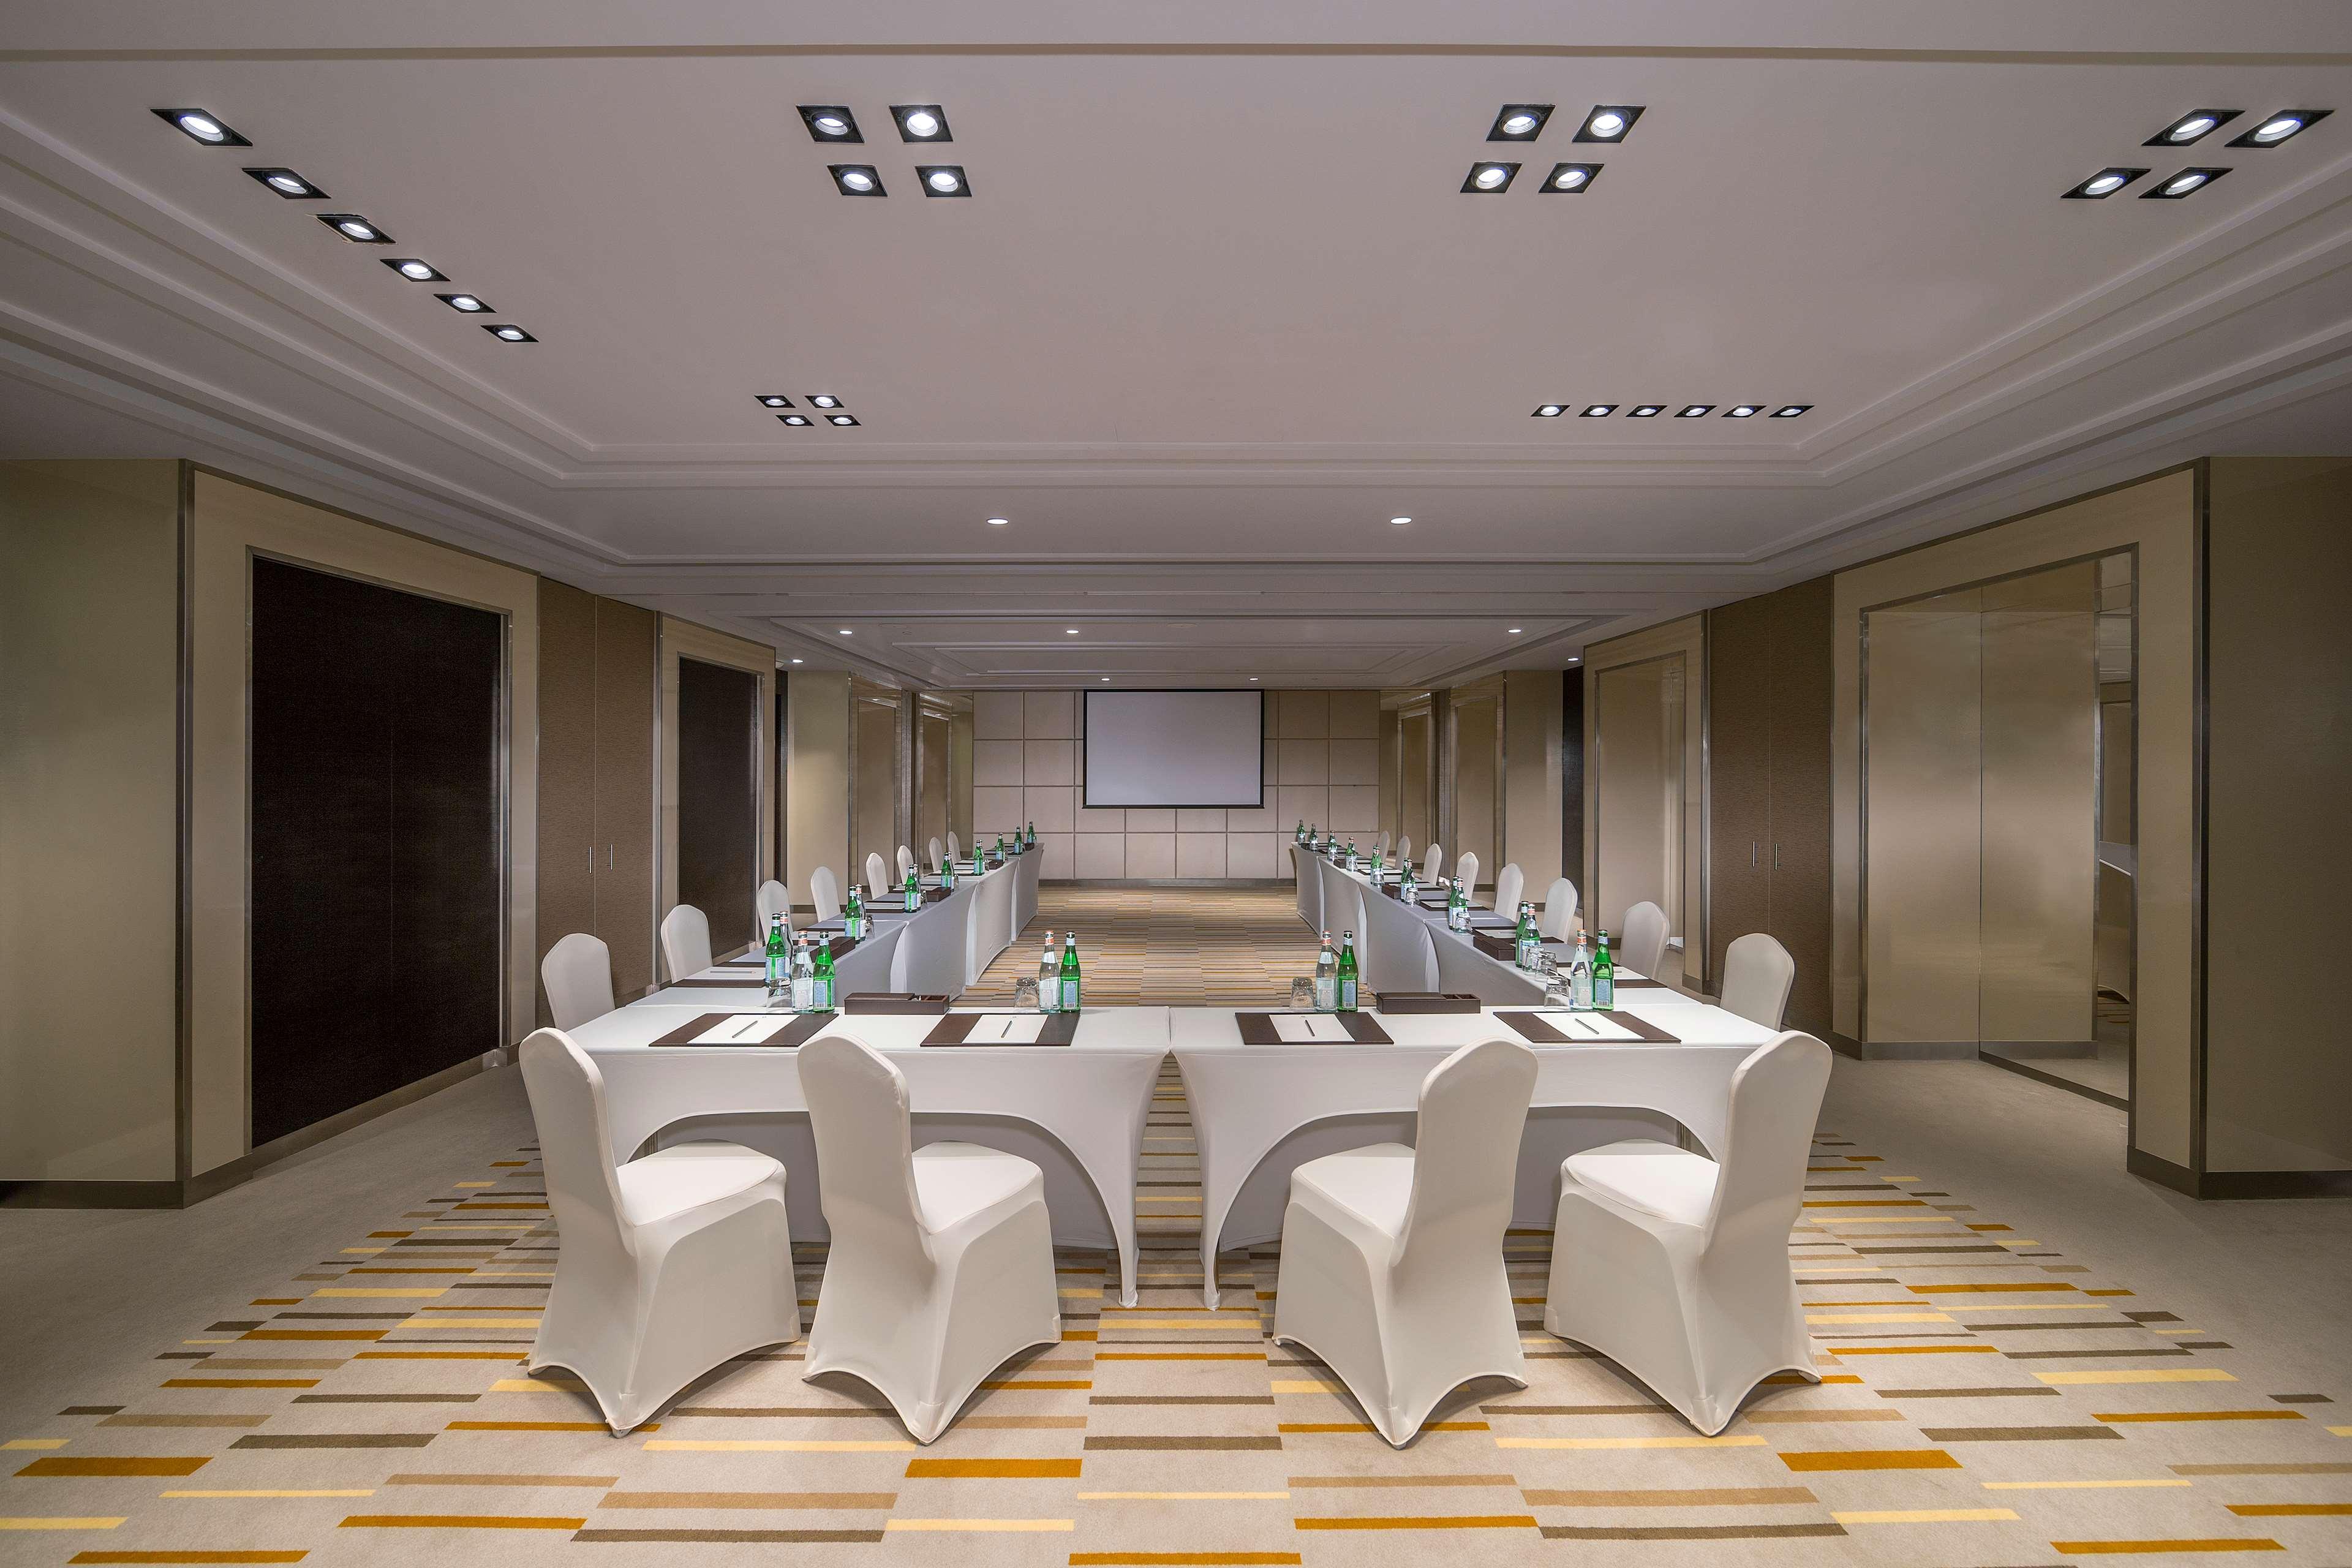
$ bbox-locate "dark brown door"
[1768,578,1836,1036]
[594,600,657,997]
[676,657,759,955]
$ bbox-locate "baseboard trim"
[0,1179,187,1210]
[1980,1050,2130,1111]
[2125,1148,2349,1199]
[2127,1147,2199,1196]
[1841,1038,1981,1062]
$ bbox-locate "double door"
[1706,578,1833,1035]
[537,581,657,1017]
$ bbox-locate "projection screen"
[1083,689,1265,809]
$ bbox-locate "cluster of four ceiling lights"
[756,392,857,428]
[151,107,537,344]
[1464,102,1642,194]
[1535,401,1808,419]
[797,103,969,197]
[2065,106,2330,200]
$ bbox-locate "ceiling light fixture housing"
[484,323,535,342]
[2063,167,2148,199]
[827,413,860,426]
[436,292,491,313]
[383,258,445,282]
[809,394,843,409]
[1541,162,1602,192]
[778,413,812,426]
[1488,104,1553,141]
[2229,109,2330,147]
[918,164,970,197]
[1463,161,1519,194]
[1725,405,1762,417]
[891,104,952,141]
[1771,404,1812,418]
[829,164,884,196]
[244,167,325,198]
[1629,404,1664,417]
[1574,105,1644,142]
[2143,167,2228,198]
[1532,404,1565,417]
[1580,404,1616,417]
[1676,404,1713,417]
[154,108,248,146]
[987,517,1009,526]
[757,394,793,408]
[798,105,862,142]
[1390,516,1412,525]
[318,213,391,243]
[2146,109,2241,146]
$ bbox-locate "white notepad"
[691,1014,797,1045]
[1531,1011,1644,1042]
[967,1012,1049,1044]
[1273,1013,1352,1043]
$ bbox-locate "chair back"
[1619,900,1671,977]
[541,933,615,1029]
[799,1035,932,1281]
[1420,842,1444,881]
[659,904,712,984]
[946,831,962,862]
[1453,851,1480,902]
[864,851,892,899]
[1720,932,1796,1028]
[1539,877,1579,940]
[1704,1032,1831,1250]
[1395,1038,1538,1278]
[1373,831,1391,859]
[810,866,843,924]
[1491,862,1523,921]
[928,837,944,874]
[756,880,790,930]
[1395,835,1411,869]
[896,844,917,881]
[518,1029,630,1265]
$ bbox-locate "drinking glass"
[1289,978,1316,1011]
[1014,977,1041,1012]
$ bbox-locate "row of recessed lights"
[2065,106,2329,200]
[1531,402,1810,418]
[797,103,970,197]
[152,107,537,343]
[755,392,858,428]
[1467,102,1643,193]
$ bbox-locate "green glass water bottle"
[845,884,864,941]
[1037,932,1060,1014]
[903,864,920,913]
[811,938,837,1012]
[1515,900,1540,969]
[764,911,790,1000]
[995,834,1007,864]
[1336,930,1360,1012]
[1058,932,1082,1012]
[1593,930,1615,1010]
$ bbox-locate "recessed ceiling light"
[2143,167,2227,199]
[1771,404,1811,418]
[1100,677,1109,682]
[244,167,325,198]
[1509,627,1523,634]
[987,517,1009,526]
[154,108,248,146]
[484,323,535,342]
[918,164,970,197]
[892,104,952,141]
[1574,105,1644,142]
[757,394,793,407]
[1463,161,1519,194]
[319,213,391,243]
[1532,404,1565,417]
[437,292,491,312]
[1676,404,1713,417]
[1488,104,1554,141]
[798,105,862,142]
[1390,516,1412,525]
[2146,109,2241,146]
[2064,166,2148,199]
[809,394,842,409]
[1541,162,1602,193]
[791,658,804,664]
[839,628,853,636]
[827,413,859,426]
[2230,109,2329,148]
[778,414,812,426]
[830,165,884,196]
[1629,404,1664,417]
[385,258,444,282]
[1567,656,1580,663]
[1580,404,1616,417]
[1725,404,1762,417]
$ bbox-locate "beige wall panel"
[1398,709,1432,854]
[1453,694,1501,889]
[186,472,538,1176]
[785,670,850,904]
[1024,691,1075,739]
[1329,690,1379,739]
[1504,669,1565,891]
[948,709,974,847]
[534,581,597,1025]
[1593,658,1684,941]
[1,461,181,1182]
[594,600,658,996]
[1278,690,1330,737]
[851,698,899,880]
[1584,616,1707,974]
[1833,469,2196,1164]
[973,692,1022,741]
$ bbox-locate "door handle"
[608,844,616,869]
[1774,843,1781,870]
[1751,841,1758,869]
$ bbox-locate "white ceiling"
[4,2,2350,688]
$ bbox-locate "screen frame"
[1080,687,1268,810]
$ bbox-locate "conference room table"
[698,853,1028,1001]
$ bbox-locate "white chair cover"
[897,844,918,882]
[1396,835,1412,869]
[1491,862,1523,921]
[928,837,945,875]
[1272,1038,1539,1446]
[799,1036,1061,1444]
[1373,831,1392,859]
[810,866,843,924]
[865,851,892,899]
[1720,933,1796,1028]
[540,932,614,1030]
[946,831,962,862]
[658,904,712,984]
[1453,852,1480,904]
[756,880,791,931]
[519,1030,797,1433]
[1544,1032,1831,1434]
[1620,900,1671,978]
[1539,877,1580,940]
[1420,842,1444,883]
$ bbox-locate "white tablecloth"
[1169,999,1776,1306]
[568,1004,1170,1305]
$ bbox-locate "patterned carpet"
[4,892,2348,1564]
[966,887,1324,1008]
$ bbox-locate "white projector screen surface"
[1084,690,1265,809]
